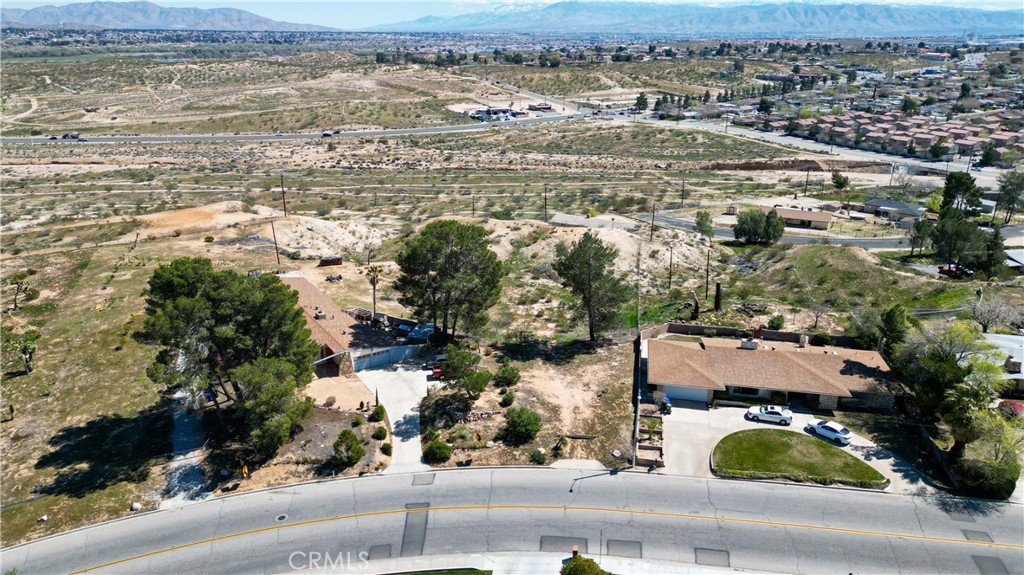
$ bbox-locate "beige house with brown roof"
[647,337,903,410]
[759,206,832,230]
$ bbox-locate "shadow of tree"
[496,335,602,365]
[833,411,953,490]
[35,397,174,498]
[923,491,1012,517]
[392,413,421,441]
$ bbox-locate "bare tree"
[968,295,1020,334]
[810,304,828,330]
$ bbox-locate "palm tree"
[366,265,383,319]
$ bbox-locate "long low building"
[647,336,904,410]
[760,205,833,230]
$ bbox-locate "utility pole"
[631,241,642,469]
[680,180,686,206]
[888,163,896,187]
[543,184,548,221]
[667,245,673,290]
[705,248,711,300]
[803,169,810,196]
[279,175,288,217]
[270,221,281,265]
[472,195,476,218]
[649,203,656,242]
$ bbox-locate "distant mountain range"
[369,2,1024,38]
[0,1,335,31]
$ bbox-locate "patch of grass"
[712,429,888,489]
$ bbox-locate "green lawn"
[712,429,888,489]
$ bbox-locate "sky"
[3,0,1021,29]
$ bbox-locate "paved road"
[0,113,580,145]
[673,119,1007,189]
[2,468,1021,575]
[650,213,1024,250]
[650,213,910,249]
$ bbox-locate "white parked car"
[805,419,852,445]
[745,405,793,425]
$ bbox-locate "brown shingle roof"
[278,274,354,354]
[648,338,897,397]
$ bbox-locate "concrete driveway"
[662,403,934,494]
[356,361,432,475]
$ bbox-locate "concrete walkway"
[663,404,936,495]
[356,362,431,475]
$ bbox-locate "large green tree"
[140,257,319,457]
[233,358,314,458]
[995,170,1024,224]
[553,232,632,341]
[940,171,982,214]
[906,219,934,256]
[732,209,784,245]
[895,321,1001,418]
[694,210,714,239]
[931,208,984,267]
[394,220,504,337]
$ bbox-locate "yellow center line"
[69,504,1024,574]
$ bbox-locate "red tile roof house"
[864,131,889,151]
[991,132,1019,147]
[889,135,912,153]
[646,337,906,410]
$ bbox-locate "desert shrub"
[381,442,393,456]
[500,390,515,408]
[368,404,385,422]
[333,429,365,468]
[372,426,387,440]
[560,555,608,575]
[423,439,452,464]
[324,396,336,408]
[502,407,542,446]
[530,448,547,465]
[811,331,833,346]
[352,415,364,427]
[204,236,214,243]
[953,457,1021,500]
[494,362,521,387]
[423,426,438,442]
[767,315,785,330]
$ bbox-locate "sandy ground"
[252,206,398,258]
[419,215,709,277]
[129,201,269,240]
[306,375,374,410]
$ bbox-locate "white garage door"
[662,386,710,402]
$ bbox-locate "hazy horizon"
[4,0,1022,30]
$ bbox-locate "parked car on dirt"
[745,405,793,425]
[805,419,852,445]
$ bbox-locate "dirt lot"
[420,340,634,468]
